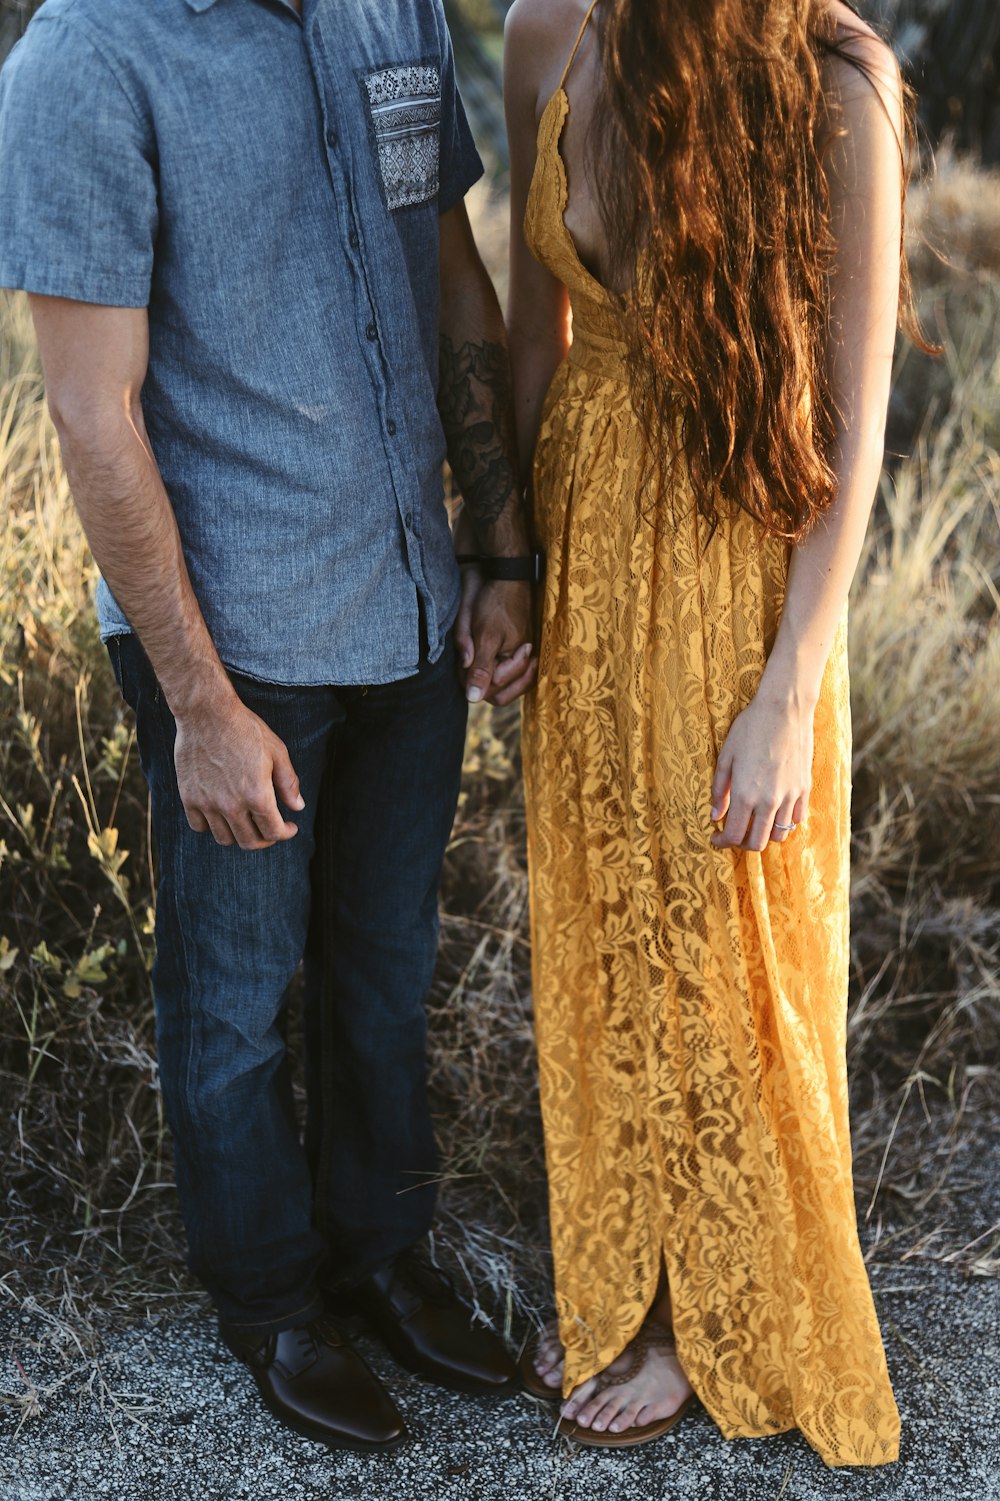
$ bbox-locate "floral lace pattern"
[520,88,900,1468]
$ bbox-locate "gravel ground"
[3,1257,998,1501]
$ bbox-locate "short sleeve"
[0,16,158,306]
[436,10,485,214]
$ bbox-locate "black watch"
[454,547,545,583]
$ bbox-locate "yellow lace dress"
[519,16,900,1470]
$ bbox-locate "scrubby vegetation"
[1,160,998,1425]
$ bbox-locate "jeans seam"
[150,685,202,1172]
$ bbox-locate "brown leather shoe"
[343,1249,517,1397]
[220,1316,408,1452]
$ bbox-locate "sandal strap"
[595,1321,677,1390]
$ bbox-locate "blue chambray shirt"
[0,0,484,685]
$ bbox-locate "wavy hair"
[592,0,916,539]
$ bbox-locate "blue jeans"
[108,631,467,1338]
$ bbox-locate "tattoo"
[437,334,519,539]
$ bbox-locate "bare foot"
[560,1320,692,1435]
[532,1320,565,1390]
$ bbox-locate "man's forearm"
[436,206,532,564]
[54,404,235,717]
[438,324,529,556]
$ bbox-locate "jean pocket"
[363,62,441,211]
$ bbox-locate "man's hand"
[173,695,305,850]
[455,568,537,706]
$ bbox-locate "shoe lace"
[312,1314,350,1347]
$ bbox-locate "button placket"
[305,19,430,607]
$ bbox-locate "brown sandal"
[556,1323,695,1448]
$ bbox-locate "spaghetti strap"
[559,0,600,90]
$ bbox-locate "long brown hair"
[593,0,915,539]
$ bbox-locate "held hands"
[454,566,537,707]
[709,684,814,852]
[173,694,305,850]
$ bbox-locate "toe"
[534,1324,563,1377]
[588,1391,627,1433]
[571,1389,617,1430]
[608,1399,645,1434]
[561,1375,599,1421]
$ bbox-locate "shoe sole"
[557,1393,696,1448]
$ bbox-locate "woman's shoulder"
[818,0,902,118]
[504,0,593,64]
[504,0,594,121]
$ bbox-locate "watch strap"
[454,549,545,583]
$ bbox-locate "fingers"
[709,748,733,825]
[465,626,503,704]
[462,579,533,702]
[198,809,235,847]
[491,643,532,689]
[490,653,537,707]
[711,798,808,852]
[180,746,302,852]
[454,574,478,673]
[246,791,297,846]
[768,797,799,845]
[269,732,305,814]
[185,795,295,851]
[708,697,813,852]
[487,644,536,706]
[711,796,758,850]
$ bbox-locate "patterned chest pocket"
[364,63,441,211]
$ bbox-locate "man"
[0,0,535,1453]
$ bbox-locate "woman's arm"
[710,34,904,851]
[504,0,573,485]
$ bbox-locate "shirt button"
[386,419,397,436]
[404,512,413,528]
[349,229,360,249]
[326,128,338,148]
[366,322,378,341]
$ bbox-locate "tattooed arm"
[438,334,521,549]
[438,202,536,704]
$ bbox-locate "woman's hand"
[709,686,815,851]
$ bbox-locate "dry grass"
[2,160,999,1425]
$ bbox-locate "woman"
[462,0,905,1466]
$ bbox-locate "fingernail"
[466,686,484,703]
[292,794,305,810]
[463,650,474,668]
[710,806,720,821]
